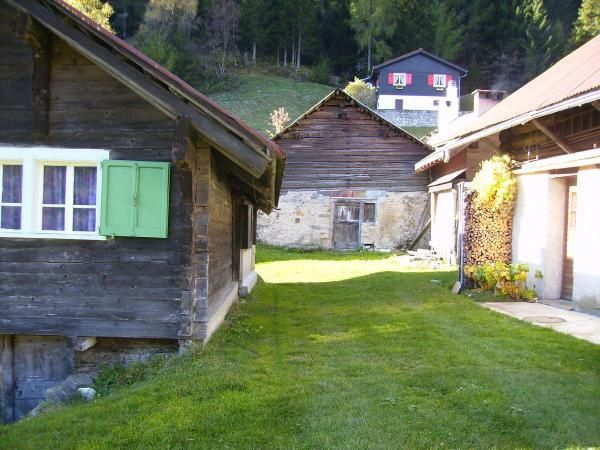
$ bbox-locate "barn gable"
[274,89,431,192]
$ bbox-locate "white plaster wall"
[573,168,600,313]
[512,174,566,299]
[258,190,429,250]
[378,94,449,111]
[257,191,333,249]
[430,189,457,263]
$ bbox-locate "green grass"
[210,74,333,135]
[2,247,599,448]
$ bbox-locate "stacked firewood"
[464,190,512,266]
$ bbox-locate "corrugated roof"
[429,35,600,148]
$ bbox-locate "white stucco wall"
[258,190,429,250]
[572,168,600,313]
[512,173,566,299]
[430,189,457,263]
[378,94,453,111]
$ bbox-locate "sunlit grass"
[1,247,598,449]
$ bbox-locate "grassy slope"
[210,75,333,135]
[2,247,599,448]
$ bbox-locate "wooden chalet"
[258,89,432,251]
[415,36,600,314]
[0,0,284,421]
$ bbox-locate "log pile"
[464,190,512,266]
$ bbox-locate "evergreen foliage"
[98,0,585,95]
[572,0,600,46]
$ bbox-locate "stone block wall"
[258,190,429,250]
[377,110,438,128]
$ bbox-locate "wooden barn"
[258,89,431,251]
[415,35,600,314]
[0,0,284,421]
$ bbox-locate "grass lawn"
[210,75,332,135]
[1,247,599,448]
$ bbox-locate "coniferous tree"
[572,0,600,46]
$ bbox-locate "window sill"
[0,231,108,240]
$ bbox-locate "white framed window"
[0,147,109,240]
[393,72,407,87]
[433,74,447,88]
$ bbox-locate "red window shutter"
[387,73,394,85]
[447,75,453,86]
[428,74,434,86]
[406,73,413,85]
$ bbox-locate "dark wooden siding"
[0,3,33,143]
[0,18,192,339]
[377,53,462,97]
[208,154,234,305]
[503,104,600,162]
[277,93,430,192]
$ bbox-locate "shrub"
[470,155,517,210]
[464,262,538,301]
[344,77,376,109]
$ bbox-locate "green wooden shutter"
[100,160,170,238]
[134,162,170,238]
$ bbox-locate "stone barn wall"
[258,190,429,250]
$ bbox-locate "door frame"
[331,198,376,250]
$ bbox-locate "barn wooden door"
[2,336,72,421]
[562,181,577,301]
[333,202,361,250]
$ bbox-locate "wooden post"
[1,336,15,424]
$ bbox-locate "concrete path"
[480,302,600,345]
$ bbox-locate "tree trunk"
[252,42,256,65]
[292,41,295,69]
[284,49,287,67]
[367,0,373,72]
[297,30,302,69]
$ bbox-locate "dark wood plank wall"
[503,105,600,162]
[277,94,431,192]
[207,154,234,306]
[0,4,33,142]
[0,9,194,340]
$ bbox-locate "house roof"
[417,35,600,172]
[8,0,285,211]
[371,48,468,75]
[273,88,432,151]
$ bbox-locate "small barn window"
[363,203,376,222]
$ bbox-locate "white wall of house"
[257,190,429,250]
[512,173,566,300]
[430,189,457,263]
[572,168,600,312]
[513,170,600,313]
[378,94,453,111]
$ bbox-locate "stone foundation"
[258,190,430,250]
[377,110,438,128]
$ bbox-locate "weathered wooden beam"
[592,101,600,113]
[172,117,193,166]
[17,14,52,142]
[1,336,15,423]
[532,118,572,154]
[8,0,270,178]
